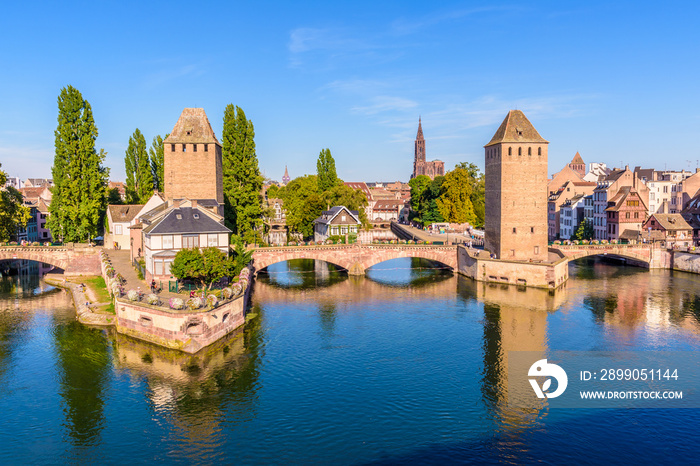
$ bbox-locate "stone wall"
[114,283,250,354]
[672,251,700,274]
[457,246,568,288]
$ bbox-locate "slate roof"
[313,206,360,225]
[108,204,144,224]
[485,110,548,147]
[143,207,231,235]
[164,108,220,145]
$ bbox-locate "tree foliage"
[230,234,254,275]
[277,175,325,238]
[574,218,595,240]
[436,166,477,225]
[124,128,152,204]
[222,104,263,243]
[0,164,30,241]
[47,85,108,242]
[316,148,338,193]
[277,173,369,239]
[149,134,167,192]
[170,247,236,290]
[107,187,123,205]
[266,184,280,199]
[408,163,485,228]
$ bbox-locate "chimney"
[192,199,198,209]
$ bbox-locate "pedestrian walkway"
[105,249,182,302]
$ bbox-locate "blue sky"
[2,1,699,183]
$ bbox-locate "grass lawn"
[68,275,114,313]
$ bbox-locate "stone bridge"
[549,244,671,269]
[0,245,102,276]
[251,243,458,275]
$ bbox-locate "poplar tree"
[316,148,338,193]
[149,134,167,192]
[124,128,152,204]
[222,104,263,243]
[47,85,108,242]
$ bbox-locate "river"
[0,258,699,464]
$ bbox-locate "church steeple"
[282,165,290,185]
[417,116,424,139]
[414,117,426,165]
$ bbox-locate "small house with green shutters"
[313,206,361,242]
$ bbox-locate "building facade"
[313,206,361,242]
[484,110,548,261]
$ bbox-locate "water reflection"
[53,319,111,448]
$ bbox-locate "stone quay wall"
[114,288,248,354]
[457,245,569,289]
[672,251,700,274]
[99,250,252,354]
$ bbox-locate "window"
[538,147,542,156]
[162,235,173,248]
[193,144,197,152]
[513,227,517,233]
[204,144,208,152]
[626,212,630,219]
[531,227,534,233]
[342,215,346,221]
[171,144,175,151]
[207,234,218,247]
[528,147,532,156]
[115,224,123,235]
[634,212,639,219]
[182,144,186,152]
[508,147,512,156]
[182,235,199,248]
[518,147,522,156]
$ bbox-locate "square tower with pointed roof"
[484,110,548,261]
[163,108,223,215]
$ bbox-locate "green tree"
[149,134,167,192]
[0,164,30,241]
[170,247,235,290]
[420,176,445,226]
[408,175,431,223]
[436,166,477,224]
[106,187,123,205]
[316,148,338,193]
[124,128,152,204]
[266,184,280,199]
[222,104,263,243]
[47,85,108,242]
[322,183,369,227]
[277,175,325,238]
[456,162,485,228]
[574,218,595,240]
[230,234,254,275]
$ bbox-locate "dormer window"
[186,130,192,136]
[193,213,199,219]
[176,214,182,220]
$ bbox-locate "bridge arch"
[252,244,458,275]
[0,249,69,271]
[549,245,653,267]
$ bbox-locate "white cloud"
[351,96,418,115]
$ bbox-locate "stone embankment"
[44,275,114,326]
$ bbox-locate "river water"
[1,258,699,464]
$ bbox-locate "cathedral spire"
[417,116,424,139]
[282,165,290,185]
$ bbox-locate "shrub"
[206,294,218,308]
[232,283,243,296]
[186,297,202,310]
[222,287,233,299]
[146,294,159,305]
[169,298,184,310]
[127,290,139,301]
[111,283,121,296]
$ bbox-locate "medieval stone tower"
[484,110,548,261]
[163,108,224,214]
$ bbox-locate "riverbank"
[44,274,115,326]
